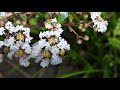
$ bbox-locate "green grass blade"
[56,70,104,78]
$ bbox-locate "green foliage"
[56,14,65,23]
[29,18,37,26]
[68,12,75,22]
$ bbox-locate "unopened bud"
[77,39,82,44]
[22,21,26,25]
[16,19,21,24]
[81,28,86,32]
[83,14,88,19]
[83,35,89,41]
[84,23,89,28]
[78,24,83,29]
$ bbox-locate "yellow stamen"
[41,50,51,58]
[59,50,65,56]
[3,47,10,53]
[16,32,25,42]
[15,49,25,56]
[48,36,57,45]
[96,16,103,21]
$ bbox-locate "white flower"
[0,27,5,35]
[4,37,15,47]
[0,12,6,17]
[57,37,70,50]
[19,57,30,67]
[56,24,62,29]
[50,54,62,65]
[90,12,102,21]
[50,46,59,54]
[4,21,33,44]
[0,41,4,48]
[90,12,108,33]
[5,21,14,30]
[60,12,68,18]
[34,56,43,63]
[44,17,62,30]
[93,20,108,33]
[0,54,3,63]
[45,23,53,29]
[39,32,46,39]
[51,18,57,23]
[7,51,14,60]
[21,43,32,54]
[40,58,49,68]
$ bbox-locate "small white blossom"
[0,12,6,17]
[93,20,108,33]
[7,51,14,60]
[0,54,3,63]
[90,12,102,21]
[60,12,68,18]
[4,37,15,47]
[50,54,62,65]
[0,27,5,35]
[5,21,14,30]
[90,12,108,33]
[21,43,32,54]
[19,57,30,67]
[0,41,4,48]
[45,23,53,29]
[40,58,49,68]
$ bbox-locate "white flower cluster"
[48,12,68,18]
[90,12,108,33]
[0,21,33,67]
[44,18,62,30]
[31,29,70,68]
[0,20,70,68]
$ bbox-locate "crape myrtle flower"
[44,18,62,30]
[0,21,33,67]
[90,12,108,33]
[31,26,70,68]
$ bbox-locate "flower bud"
[16,19,21,24]
[83,14,88,19]
[83,35,89,41]
[77,39,82,44]
[22,21,27,25]
[84,23,89,28]
[81,28,86,32]
[78,24,83,29]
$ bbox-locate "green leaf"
[37,12,45,18]
[56,14,65,23]
[22,14,27,22]
[68,13,74,22]
[29,18,37,26]
[109,38,120,48]
[45,13,49,18]
[56,70,103,78]
[30,28,39,34]
[39,26,46,31]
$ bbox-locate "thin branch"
[4,59,31,78]
[68,25,83,39]
[36,68,45,78]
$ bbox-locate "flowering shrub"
[0,12,108,68]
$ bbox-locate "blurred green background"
[0,12,120,78]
